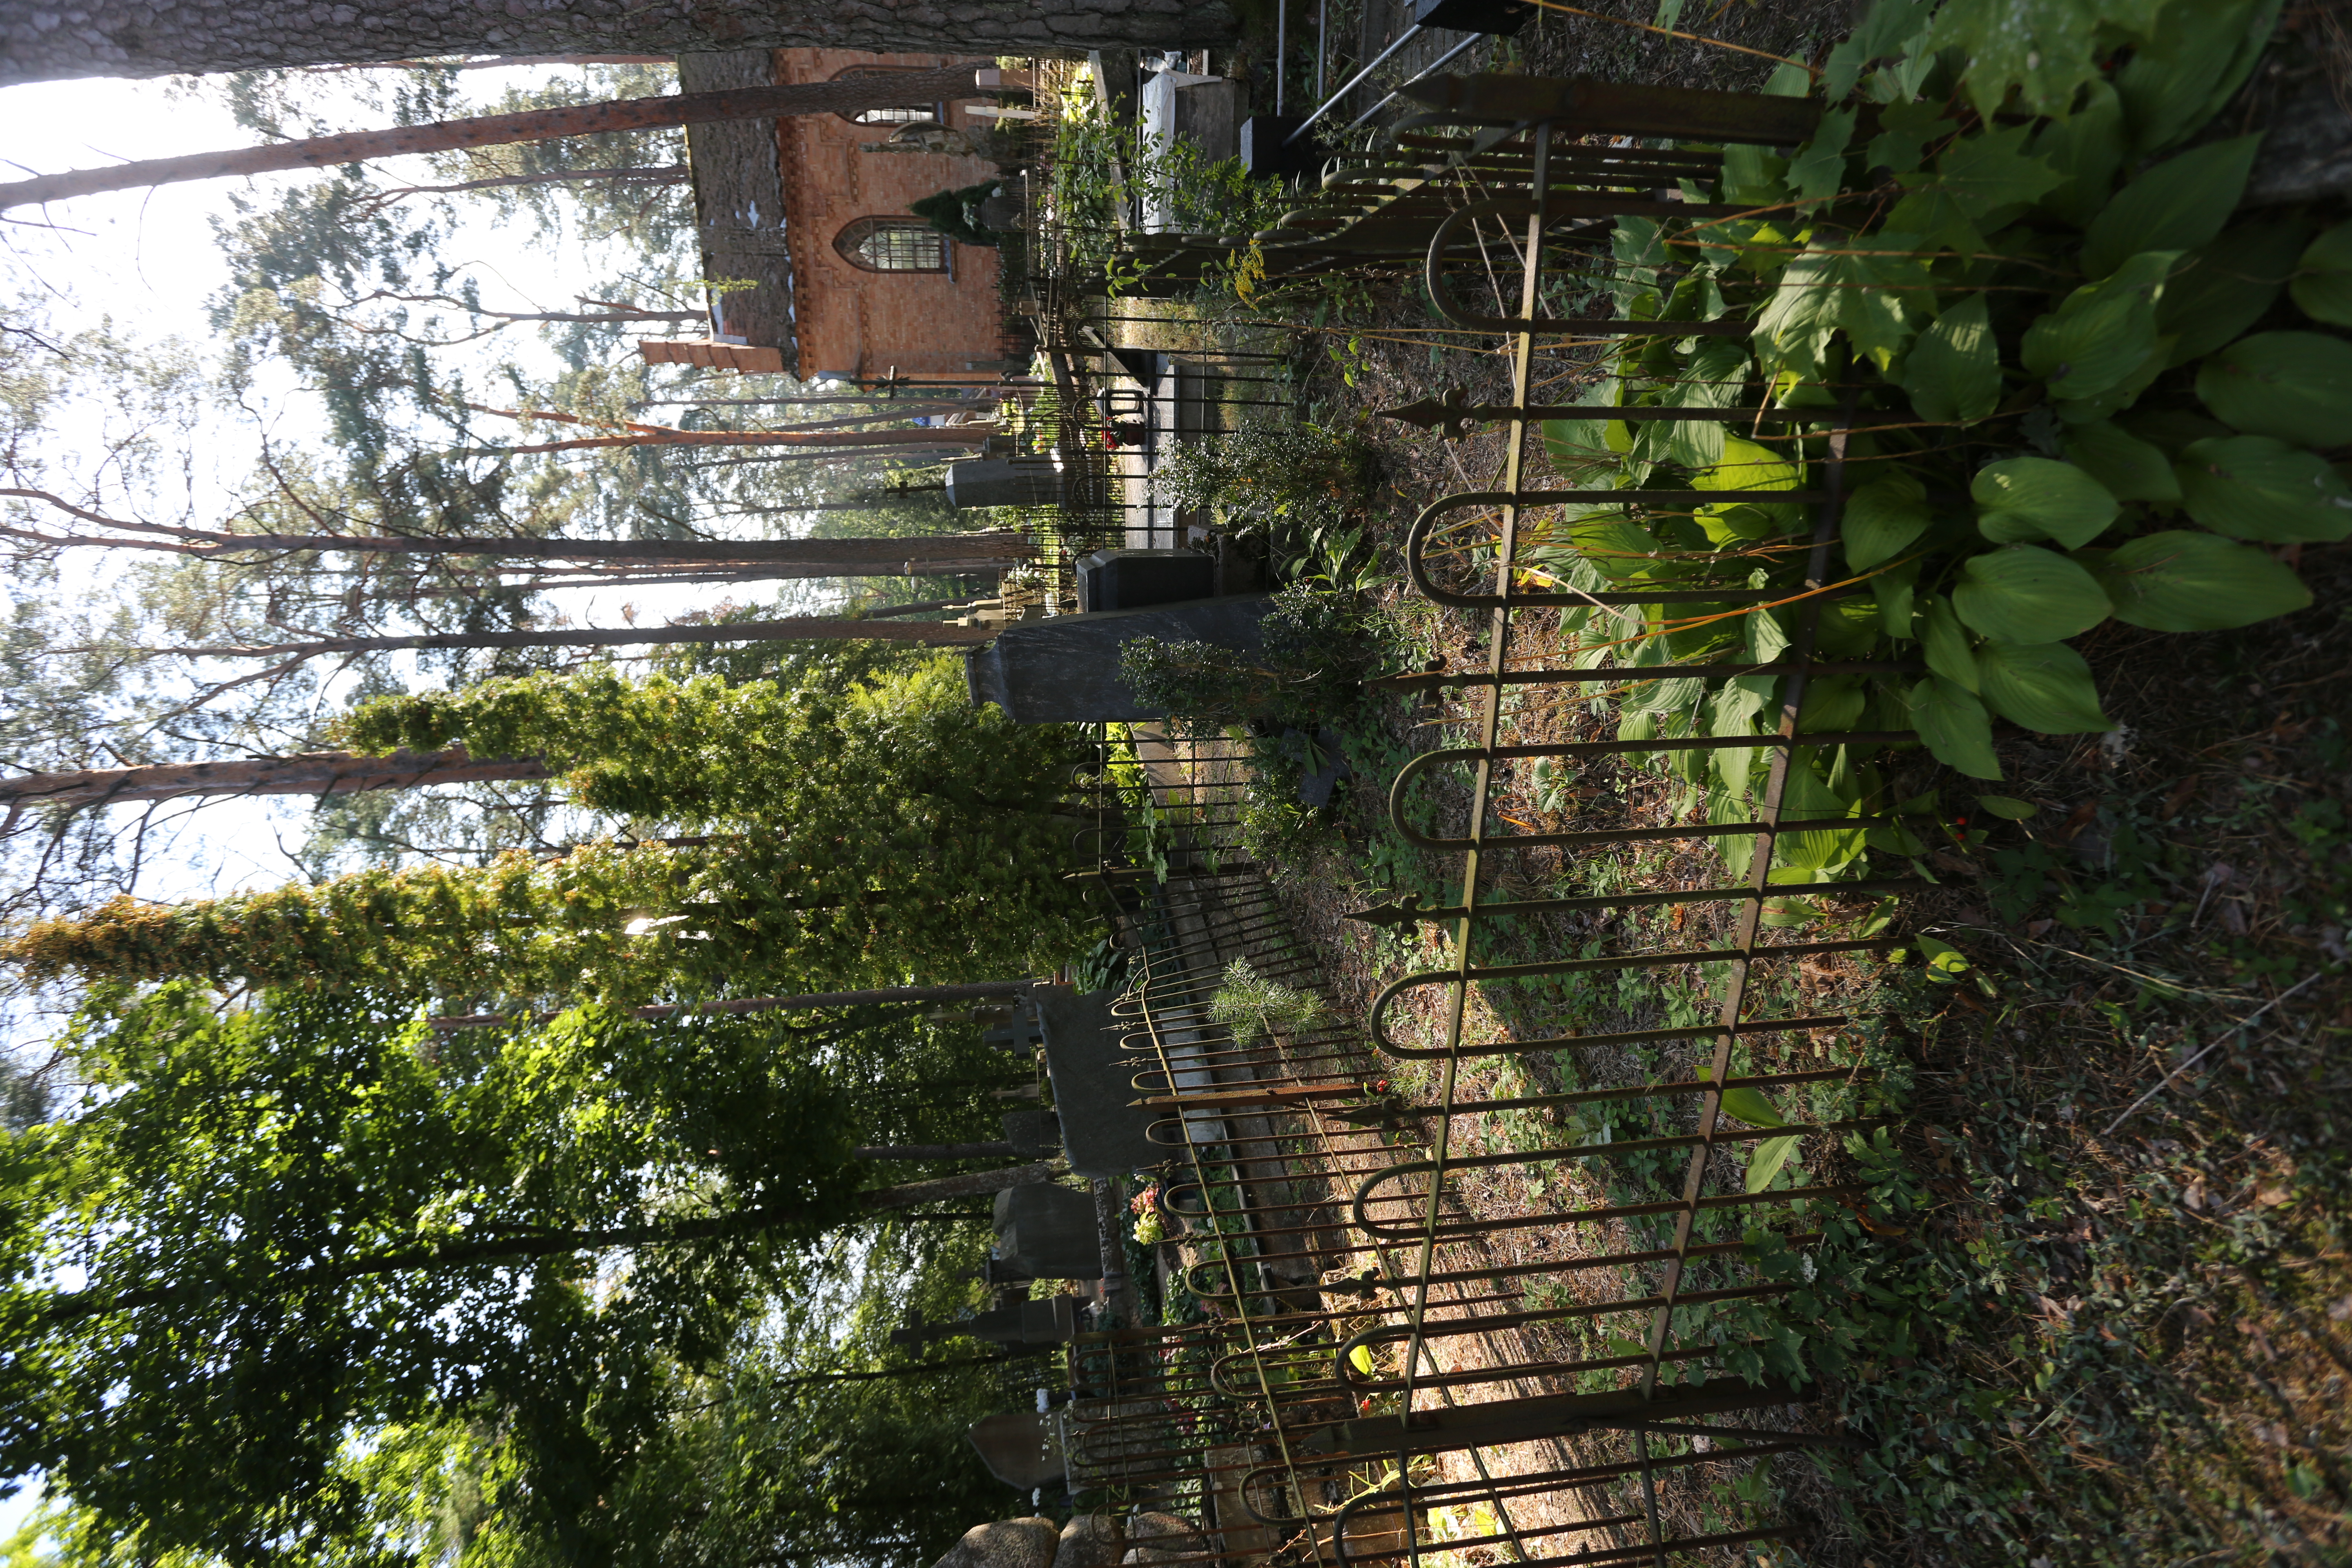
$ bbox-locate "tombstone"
[963,596,1274,724]
[1138,72,1250,230]
[946,457,1067,510]
[1076,549,1215,612]
[983,1007,1046,1056]
[1000,1109,1064,1158]
[891,1295,1079,1349]
[965,1417,1069,1491]
[1035,986,1162,1177]
[994,1183,1102,1279]
[1240,114,1314,180]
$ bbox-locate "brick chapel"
[638,49,1017,384]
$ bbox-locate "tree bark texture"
[363,163,689,201]
[0,63,982,206]
[42,1161,1062,1325]
[146,613,998,659]
[0,747,548,809]
[1,4,1229,87]
[461,402,998,454]
[0,492,1031,566]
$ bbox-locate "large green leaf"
[1569,512,1671,584]
[1789,107,1857,212]
[1864,99,1954,178]
[2116,0,2286,156]
[1541,377,1621,473]
[1930,123,2067,221]
[2290,221,2352,327]
[1776,748,1867,869]
[1917,593,1980,691]
[2029,78,2126,229]
[1718,1085,1786,1128]
[2174,436,2352,543]
[1755,236,1924,373]
[2062,420,2181,502]
[1842,468,1931,570]
[2081,530,2313,630]
[1907,675,2002,779]
[1926,0,2162,119]
[1873,558,1919,637]
[1795,674,1866,734]
[1660,341,1750,469]
[2157,218,2314,365]
[2053,332,2177,425]
[1953,546,2114,643]
[2080,135,2264,280]
[2021,250,2177,403]
[1976,640,2114,734]
[1746,1133,1806,1194]
[1824,0,1936,102]
[1897,294,2001,425]
[2197,332,2352,448]
[1696,432,1803,496]
[1972,456,2120,548]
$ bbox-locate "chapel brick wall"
[774,48,1008,384]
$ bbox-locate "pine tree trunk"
[0,4,1227,87]
[0,494,1030,566]
[145,614,999,660]
[309,54,677,72]
[462,402,997,454]
[0,65,986,207]
[365,164,690,201]
[41,1162,1062,1326]
[0,748,548,811]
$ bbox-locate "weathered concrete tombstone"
[891,1295,1078,1350]
[1033,986,1160,1177]
[993,1183,1102,1279]
[999,1108,1063,1158]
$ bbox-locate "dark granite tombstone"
[1034,986,1161,1177]
[983,1008,1045,1056]
[999,1109,1063,1159]
[1076,548,1215,612]
[964,596,1274,724]
[993,1183,1102,1279]
[967,1412,1068,1489]
[891,1295,1078,1349]
[946,457,1067,510]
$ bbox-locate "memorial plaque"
[964,1417,1069,1490]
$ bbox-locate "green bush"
[1151,421,1384,542]
[1119,583,1378,732]
[1532,0,2334,843]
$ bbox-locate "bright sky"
[0,67,707,1541]
[0,66,752,909]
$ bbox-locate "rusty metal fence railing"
[1037,74,1929,1568]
